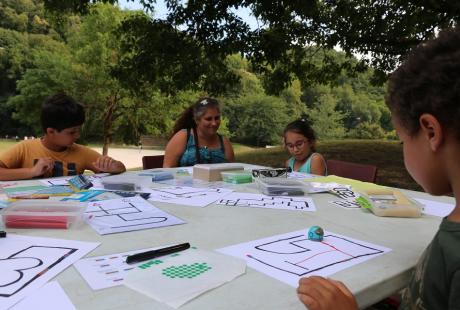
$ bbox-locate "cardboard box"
[193,163,244,181]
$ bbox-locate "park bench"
[139,135,167,149]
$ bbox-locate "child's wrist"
[29,167,39,178]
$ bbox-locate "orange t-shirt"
[0,139,101,177]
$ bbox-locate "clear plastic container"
[100,173,153,191]
[221,171,253,184]
[357,189,422,217]
[1,200,86,229]
[101,181,138,191]
[257,178,309,196]
[139,170,174,182]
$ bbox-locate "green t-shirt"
[400,217,460,310]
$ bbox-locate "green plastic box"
[221,171,253,184]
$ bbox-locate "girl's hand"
[297,276,358,310]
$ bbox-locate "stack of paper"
[124,249,246,308]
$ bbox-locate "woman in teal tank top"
[178,129,226,166]
[284,119,327,175]
[163,97,234,167]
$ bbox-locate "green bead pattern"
[162,263,212,279]
[138,259,163,269]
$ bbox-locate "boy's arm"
[297,276,358,310]
[92,156,126,174]
[0,158,54,181]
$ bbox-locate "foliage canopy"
[44,0,460,94]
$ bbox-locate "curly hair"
[386,27,460,138]
[283,119,317,152]
[171,97,220,136]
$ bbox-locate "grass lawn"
[0,140,16,149]
[0,139,420,191]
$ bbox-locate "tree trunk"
[101,93,119,156]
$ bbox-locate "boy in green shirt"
[297,27,460,310]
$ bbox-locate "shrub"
[347,122,385,139]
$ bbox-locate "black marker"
[0,231,7,238]
[126,243,190,264]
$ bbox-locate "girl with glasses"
[283,119,326,175]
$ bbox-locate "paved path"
[91,147,164,170]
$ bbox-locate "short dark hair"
[41,93,85,132]
[284,119,317,152]
[386,27,460,138]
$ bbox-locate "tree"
[64,3,134,154]
[348,122,386,139]
[225,94,289,146]
[7,4,158,153]
[44,1,460,93]
[308,94,346,139]
[114,14,240,96]
[7,49,76,135]
[0,0,64,136]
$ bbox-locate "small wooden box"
[193,163,244,181]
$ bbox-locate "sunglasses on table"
[252,168,288,178]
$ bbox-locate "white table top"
[1,168,453,310]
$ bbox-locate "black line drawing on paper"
[86,200,168,229]
[217,193,314,211]
[149,186,227,200]
[246,234,384,276]
[330,200,361,209]
[0,246,77,297]
[84,197,184,234]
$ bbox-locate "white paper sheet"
[11,281,76,310]
[157,177,233,189]
[74,245,183,290]
[218,229,390,287]
[216,192,316,212]
[147,186,233,207]
[0,182,19,189]
[329,200,361,209]
[124,249,246,308]
[39,173,110,187]
[0,193,8,209]
[0,234,99,310]
[413,198,455,217]
[39,177,72,186]
[287,172,316,179]
[85,196,185,235]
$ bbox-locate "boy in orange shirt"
[0,93,126,180]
